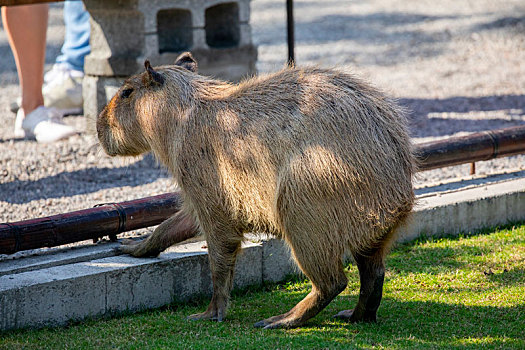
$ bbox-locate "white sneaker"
[10,65,84,115]
[42,64,84,115]
[21,106,78,143]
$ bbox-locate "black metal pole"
[286,0,295,65]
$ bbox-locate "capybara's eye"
[121,88,133,99]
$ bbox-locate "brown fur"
[97,52,416,328]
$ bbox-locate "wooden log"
[417,125,525,171]
[0,193,181,254]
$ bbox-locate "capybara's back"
[214,67,415,254]
[97,53,415,328]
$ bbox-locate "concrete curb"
[1,171,524,331]
[0,239,295,331]
[402,171,525,242]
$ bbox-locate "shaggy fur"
[97,52,416,329]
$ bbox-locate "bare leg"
[2,4,48,114]
[254,234,348,329]
[334,248,385,322]
[188,230,242,322]
[120,210,199,257]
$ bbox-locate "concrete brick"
[169,252,212,300]
[507,191,525,222]
[203,0,251,22]
[146,44,257,81]
[105,256,177,312]
[141,0,251,35]
[262,239,296,283]
[16,274,106,329]
[83,5,145,76]
[397,174,525,242]
[238,0,251,23]
[83,75,126,120]
[239,23,253,46]
[192,28,208,49]
[0,289,17,331]
[143,33,160,59]
[233,242,262,289]
[0,264,109,330]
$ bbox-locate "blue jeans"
[55,0,90,72]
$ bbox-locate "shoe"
[10,65,84,116]
[42,64,84,115]
[14,108,25,138]
[42,63,84,115]
[21,106,78,143]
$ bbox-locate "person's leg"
[2,4,77,142]
[55,0,90,72]
[1,4,48,115]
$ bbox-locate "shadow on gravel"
[289,12,458,64]
[401,94,525,138]
[473,16,525,31]
[0,137,26,144]
[0,155,170,204]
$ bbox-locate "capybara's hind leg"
[188,232,242,322]
[120,210,198,257]
[334,249,385,322]
[254,235,348,329]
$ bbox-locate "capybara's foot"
[187,310,222,322]
[254,312,306,329]
[333,309,377,323]
[118,239,160,258]
[188,306,226,322]
[188,297,227,322]
[254,313,287,328]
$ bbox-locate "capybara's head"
[97,52,198,157]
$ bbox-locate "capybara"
[97,52,416,329]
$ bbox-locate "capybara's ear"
[144,60,165,86]
[174,52,198,73]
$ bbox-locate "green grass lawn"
[1,224,524,349]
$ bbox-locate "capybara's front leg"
[119,210,199,257]
[334,249,385,322]
[188,233,242,322]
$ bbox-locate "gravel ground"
[1,0,524,231]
